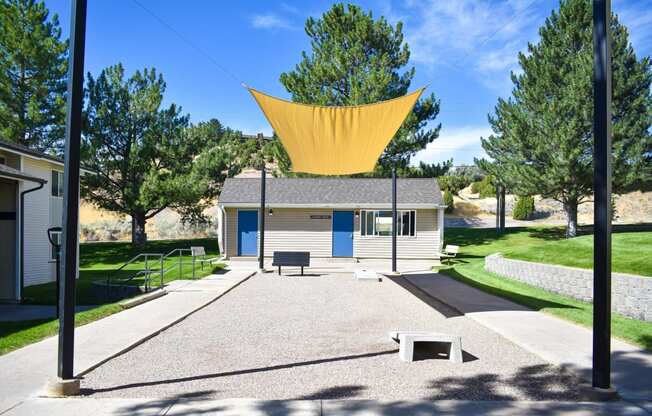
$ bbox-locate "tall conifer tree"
[0,0,68,152]
[278,3,441,175]
[478,0,651,237]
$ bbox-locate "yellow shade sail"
[248,88,424,175]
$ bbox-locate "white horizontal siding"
[226,208,238,257]
[224,207,442,260]
[262,208,332,257]
[353,209,441,259]
[21,158,56,286]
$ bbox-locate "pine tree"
[81,65,249,245]
[278,3,441,175]
[478,0,652,237]
[0,0,68,152]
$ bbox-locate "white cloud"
[614,0,652,54]
[411,126,493,165]
[250,13,295,30]
[403,0,542,93]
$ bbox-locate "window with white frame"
[50,231,61,260]
[51,170,64,197]
[360,210,416,236]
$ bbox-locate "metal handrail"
[106,253,164,300]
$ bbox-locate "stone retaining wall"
[485,253,652,322]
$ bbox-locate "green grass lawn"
[440,227,652,351]
[1,238,223,355]
[23,237,223,305]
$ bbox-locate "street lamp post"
[592,0,612,391]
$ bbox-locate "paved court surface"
[81,273,584,401]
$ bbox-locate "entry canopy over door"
[248,88,424,175]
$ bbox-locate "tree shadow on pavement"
[425,364,585,401]
[83,349,397,395]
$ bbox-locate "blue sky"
[47,0,652,166]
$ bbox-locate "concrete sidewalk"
[404,273,652,402]
[3,397,650,415]
[0,269,255,414]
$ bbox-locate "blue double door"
[332,211,354,257]
[237,210,258,256]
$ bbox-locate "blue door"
[238,210,258,256]
[332,211,354,257]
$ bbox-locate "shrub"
[513,195,535,220]
[471,175,496,198]
[439,175,470,195]
[443,190,454,213]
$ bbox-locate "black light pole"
[592,0,612,390]
[391,166,397,273]
[496,184,500,232]
[259,167,266,271]
[58,0,87,381]
[500,186,506,232]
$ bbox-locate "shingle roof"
[0,163,47,183]
[0,139,64,165]
[219,177,443,206]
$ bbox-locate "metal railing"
[106,253,163,300]
[162,248,196,279]
[105,248,224,301]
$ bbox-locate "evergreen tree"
[0,0,68,152]
[407,160,453,178]
[81,64,248,245]
[478,0,652,237]
[279,3,441,175]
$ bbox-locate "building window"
[0,156,6,165]
[50,231,61,260]
[360,210,416,237]
[51,170,64,197]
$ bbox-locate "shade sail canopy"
[248,88,424,175]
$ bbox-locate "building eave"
[218,202,445,209]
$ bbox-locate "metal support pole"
[592,0,612,390]
[500,186,506,231]
[496,185,501,232]
[259,168,266,271]
[392,167,397,273]
[57,0,87,381]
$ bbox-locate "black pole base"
[45,378,80,397]
[584,386,619,402]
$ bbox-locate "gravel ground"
[81,273,582,401]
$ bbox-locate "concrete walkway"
[403,273,652,402]
[3,397,650,415]
[0,270,255,414]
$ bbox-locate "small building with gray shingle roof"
[217,177,446,260]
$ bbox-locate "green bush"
[443,190,454,213]
[471,175,496,198]
[439,175,470,195]
[513,195,535,220]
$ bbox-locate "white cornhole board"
[355,269,382,281]
[389,330,463,363]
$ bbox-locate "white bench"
[190,246,223,269]
[354,269,382,282]
[389,331,463,363]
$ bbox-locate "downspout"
[20,181,45,301]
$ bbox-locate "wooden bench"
[389,330,463,363]
[272,251,310,276]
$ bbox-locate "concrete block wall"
[485,253,652,322]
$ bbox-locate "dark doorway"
[0,178,18,301]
